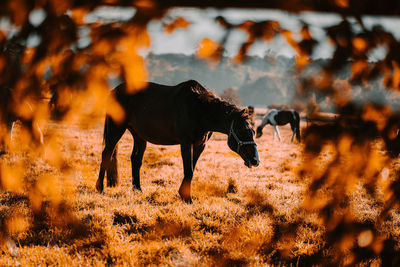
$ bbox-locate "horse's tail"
[103,115,119,187]
[103,115,109,146]
[294,111,301,142]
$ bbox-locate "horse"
[0,90,45,154]
[96,80,260,203]
[256,109,300,142]
[0,42,44,153]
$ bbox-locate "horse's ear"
[240,109,248,117]
[232,109,249,120]
[230,109,248,120]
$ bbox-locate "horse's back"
[274,109,299,125]
[110,80,203,145]
[114,82,175,100]
[113,80,198,102]
[112,80,207,116]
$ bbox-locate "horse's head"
[227,110,260,168]
[256,126,263,138]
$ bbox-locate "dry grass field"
[0,115,399,266]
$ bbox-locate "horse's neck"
[199,107,232,134]
[260,113,274,129]
[193,98,234,134]
[208,115,231,134]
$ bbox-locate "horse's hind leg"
[129,130,146,191]
[290,123,296,142]
[96,117,126,193]
[179,138,207,204]
[107,148,119,187]
[0,120,14,155]
[290,122,300,142]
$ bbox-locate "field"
[0,115,399,266]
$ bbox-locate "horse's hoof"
[178,183,192,204]
[95,181,104,193]
[181,197,193,204]
[107,181,118,187]
[132,185,142,191]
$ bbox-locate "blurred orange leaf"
[164,17,190,34]
[196,38,220,60]
[5,216,29,235]
[351,60,368,79]
[352,37,367,52]
[0,165,23,193]
[296,54,309,69]
[49,0,71,15]
[70,7,88,25]
[300,25,312,40]
[357,230,373,247]
[335,0,349,8]
[392,61,400,89]
[0,57,5,73]
[362,105,391,131]
[106,95,126,124]
[8,0,28,26]
[0,30,5,42]
[134,0,155,8]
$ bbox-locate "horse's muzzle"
[256,127,263,138]
[245,157,260,168]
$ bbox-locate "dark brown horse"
[96,80,260,203]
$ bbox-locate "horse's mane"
[182,80,247,119]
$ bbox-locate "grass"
[0,118,398,266]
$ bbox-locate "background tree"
[220,87,241,106]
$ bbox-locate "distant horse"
[96,80,259,203]
[0,90,45,154]
[0,42,44,153]
[256,109,300,142]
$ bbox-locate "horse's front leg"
[178,138,207,203]
[273,125,281,141]
[8,121,15,145]
[179,142,194,204]
[290,122,297,142]
[33,122,44,145]
[130,134,147,191]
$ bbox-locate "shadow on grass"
[113,211,192,240]
[14,201,108,254]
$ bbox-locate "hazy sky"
[148,8,338,58]
[2,7,400,60]
[148,8,400,60]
